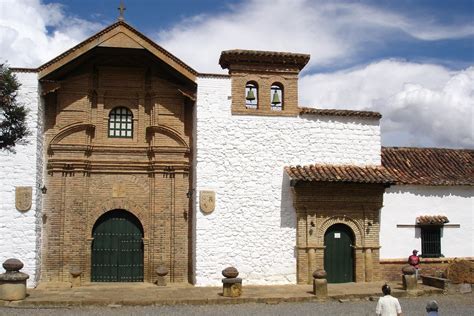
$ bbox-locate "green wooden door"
[324,224,354,283]
[91,210,144,282]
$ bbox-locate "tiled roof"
[382,147,474,186]
[416,215,449,225]
[37,21,197,75]
[11,68,38,73]
[300,107,382,119]
[219,49,310,70]
[198,73,231,78]
[285,164,395,184]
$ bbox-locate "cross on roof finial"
[118,1,126,21]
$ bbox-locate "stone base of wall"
[380,257,474,281]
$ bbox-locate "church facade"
[1,21,472,287]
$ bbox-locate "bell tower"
[219,50,310,116]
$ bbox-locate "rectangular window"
[421,226,441,258]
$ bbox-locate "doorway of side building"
[324,223,355,283]
[91,209,144,282]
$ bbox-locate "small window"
[109,107,133,138]
[421,226,441,258]
[245,82,258,109]
[270,83,283,111]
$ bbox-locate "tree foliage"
[0,64,29,151]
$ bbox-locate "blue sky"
[0,0,473,148]
[41,0,473,72]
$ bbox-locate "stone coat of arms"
[15,186,32,212]
[200,191,215,214]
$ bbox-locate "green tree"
[0,64,29,151]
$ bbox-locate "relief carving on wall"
[200,191,215,214]
[15,186,32,212]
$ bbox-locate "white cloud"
[156,0,474,73]
[300,61,474,148]
[0,0,103,67]
[0,0,471,148]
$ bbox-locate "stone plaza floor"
[0,281,443,308]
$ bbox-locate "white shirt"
[376,295,402,316]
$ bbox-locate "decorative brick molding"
[317,215,364,247]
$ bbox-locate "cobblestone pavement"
[0,293,472,316]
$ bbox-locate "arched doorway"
[91,210,144,282]
[324,224,355,283]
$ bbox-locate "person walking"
[408,249,421,279]
[376,284,403,316]
[426,300,439,315]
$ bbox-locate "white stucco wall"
[0,71,42,287]
[380,185,473,259]
[194,76,382,286]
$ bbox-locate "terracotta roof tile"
[382,147,474,186]
[11,67,38,73]
[300,107,382,119]
[285,164,395,184]
[219,49,310,70]
[416,215,449,225]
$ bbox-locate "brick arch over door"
[85,198,150,283]
[88,197,148,238]
[318,215,364,247]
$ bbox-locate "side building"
[379,147,473,280]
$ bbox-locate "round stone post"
[222,267,242,297]
[155,264,169,286]
[402,265,417,291]
[0,259,29,301]
[69,267,82,287]
[312,269,328,299]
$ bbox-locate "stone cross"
[118,1,126,21]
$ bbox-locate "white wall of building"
[380,185,473,259]
[0,72,42,287]
[194,76,382,286]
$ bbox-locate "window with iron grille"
[108,107,133,138]
[421,226,441,258]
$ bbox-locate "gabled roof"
[382,147,474,186]
[37,21,197,81]
[285,164,395,185]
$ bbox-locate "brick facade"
[40,48,194,285]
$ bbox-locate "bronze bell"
[271,90,281,104]
[246,88,256,101]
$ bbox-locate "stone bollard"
[0,259,29,301]
[69,267,81,287]
[312,269,328,299]
[222,267,242,297]
[155,265,168,286]
[402,265,417,291]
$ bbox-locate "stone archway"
[292,182,385,284]
[318,215,364,247]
